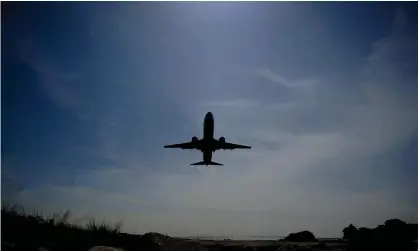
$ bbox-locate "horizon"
[3,203,417,238]
[2,2,418,237]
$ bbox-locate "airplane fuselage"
[202,112,215,164]
[203,112,214,140]
[203,150,212,164]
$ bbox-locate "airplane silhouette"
[164,112,251,166]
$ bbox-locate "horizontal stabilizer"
[191,161,223,166]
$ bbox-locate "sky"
[2,2,418,238]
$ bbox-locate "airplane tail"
[190,161,223,166]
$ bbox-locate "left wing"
[164,141,198,150]
[219,141,251,150]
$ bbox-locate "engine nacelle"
[192,136,198,142]
[219,137,225,143]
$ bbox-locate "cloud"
[392,8,408,34]
[1,164,24,203]
[8,6,418,238]
[204,99,261,108]
[255,68,318,88]
[17,41,83,112]
[150,7,418,236]
[15,40,148,170]
[202,69,317,110]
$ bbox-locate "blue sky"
[2,2,418,237]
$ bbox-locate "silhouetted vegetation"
[2,204,417,251]
[1,204,126,251]
[342,219,418,251]
[282,231,317,242]
[85,218,122,235]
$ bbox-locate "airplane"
[164,112,251,166]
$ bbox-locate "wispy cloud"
[255,68,317,88]
[149,7,418,236]
[5,4,418,237]
[204,99,261,108]
[17,41,83,112]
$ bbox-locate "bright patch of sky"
[2,2,418,237]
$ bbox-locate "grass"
[85,218,122,235]
[1,204,122,233]
[1,204,128,251]
[2,204,67,232]
[4,204,416,251]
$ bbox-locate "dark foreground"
[2,206,417,251]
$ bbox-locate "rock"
[193,245,211,251]
[293,247,313,251]
[283,231,317,242]
[221,245,249,251]
[138,233,209,251]
[2,241,16,251]
[138,233,177,251]
[243,245,257,251]
[309,243,327,250]
[14,237,39,251]
[278,245,320,251]
[276,244,296,251]
[257,245,281,251]
[207,244,226,251]
[37,248,50,251]
[89,246,123,251]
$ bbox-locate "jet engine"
[192,136,198,142]
[219,137,225,143]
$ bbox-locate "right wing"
[219,141,251,150]
[164,141,198,150]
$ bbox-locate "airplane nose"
[206,112,213,119]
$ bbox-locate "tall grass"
[1,203,123,234]
[86,218,122,234]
